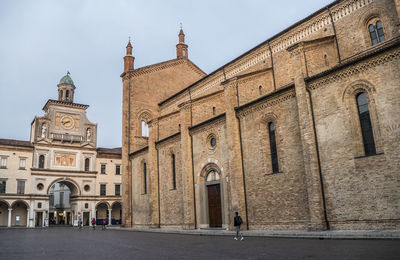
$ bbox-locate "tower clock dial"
[61,115,74,129]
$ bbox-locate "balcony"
[51,133,83,143]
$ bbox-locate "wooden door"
[207,184,222,227]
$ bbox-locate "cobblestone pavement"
[0,227,399,260]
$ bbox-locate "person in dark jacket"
[233,212,244,240]
[91,218,96,230]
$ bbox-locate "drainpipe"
[188,88,197,229]
[156,146,161,228]
[328,7,342,64]
[305,84,330,230]
[235,80,249,230]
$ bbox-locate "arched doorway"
[96,202,109,225]
[111,202,121,225]
[205,170,222,228]
[47,179,80,225]
[0,200,9,226]
[11,201,28,227]
[197,163,225,229]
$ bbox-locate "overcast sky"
[0,0,333,148]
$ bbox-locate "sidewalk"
[107,226,400,240]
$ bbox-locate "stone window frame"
[18,157,27,170]
[100,183,107,196]
[342,80,382,158]
[359,11,389,48]
[100,164,106,174]
[259,113,283,175]
[137,111,152,138]
[0,179,7,194]
[38,154,46,169]
[115,183,121,196]
[115,164,121,175]
[84,158,90,172]
[0,156,8,169]
[16,179,26,194]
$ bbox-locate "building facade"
[0,74,122,227]
[121,0,400,231]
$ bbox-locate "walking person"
[102,219,106,230]
[78,218,82,230]
[91,218,96,230]
[233,212,244,241]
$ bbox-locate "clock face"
[61,116,74,129]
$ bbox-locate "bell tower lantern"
[57,72,76,102]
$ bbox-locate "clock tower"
[30,73,97,149]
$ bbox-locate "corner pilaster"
[288,44,327,231]
[179,101,195,229]
[148,118,160,228]
[121,76,132,227]
[223,79,247,230]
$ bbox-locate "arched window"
[66,90,70,101]
[268,122,279,173]
[356,92,376,156]
[84,158,90,172]
[38,155,45,169]
[171,154,176,189]
[259,85,263,95]
[141,120,149,137]
[212,107,216,116]
[143,162,147,194]
[369,20,385,45]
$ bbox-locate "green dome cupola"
[59,74,75,86]
[57,72,76,103]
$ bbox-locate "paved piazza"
[0,227,399,259]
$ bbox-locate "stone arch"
[199,163,221,182]
[47,178,81,196]
[95,201,110,225]
[0,199,10,208]
[111,201,121,208]
[95,201,110,209]
[11,200,29,226]
[11,200,30,209]
[0,200,9,226]
[342,80,382,156]
[111,201,122,225]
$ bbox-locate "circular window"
[84,185,90,191]
[37,183,44,190]
[207,134,217,150]
[210,137,217,148]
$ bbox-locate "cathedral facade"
[121,0,400,231]
[0,74,122,227]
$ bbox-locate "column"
[26,209,30,227]
[148,118,159,228]
[8,208,12,227]
[222,79,247,230]
[288,43,327,230]
[179,101,195,229]
[108,209,112,225]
